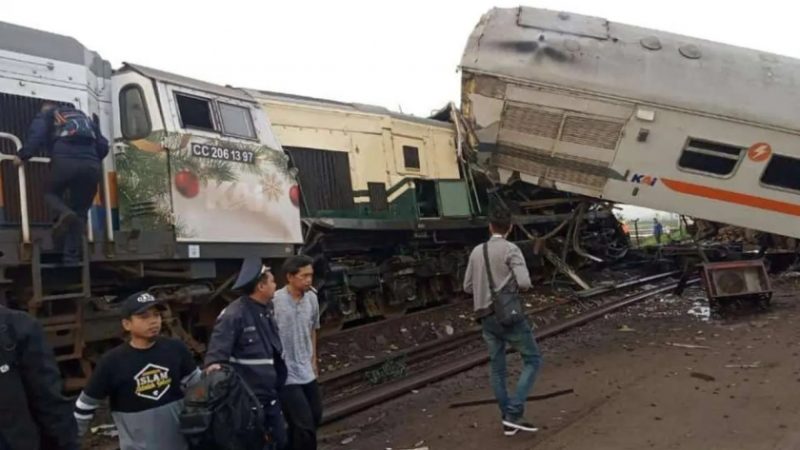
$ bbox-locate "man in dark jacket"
[0,305,79,450]
[205,258,288,450]
[13,101,109,264]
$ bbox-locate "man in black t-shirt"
[73,292,201,450]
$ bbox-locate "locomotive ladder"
[0,132,95,383]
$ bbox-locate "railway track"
[320,272,697,424]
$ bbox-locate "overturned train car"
[460,6,800,243]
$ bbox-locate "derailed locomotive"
[0,20,623,383]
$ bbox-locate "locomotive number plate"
[191,143,256,164]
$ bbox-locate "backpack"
[179,365,266,450]
[52,107,96,142]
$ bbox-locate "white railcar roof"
[461,7,800,132]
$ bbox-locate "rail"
[0,132,106,246]
[321,276,699,423]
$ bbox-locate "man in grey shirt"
[273,255,322,450]
[463,207,542,437]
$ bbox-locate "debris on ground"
[665,342,711,350]
[690,372,716,382]
[725,362,761,369]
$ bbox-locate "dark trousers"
[45,158,101,261]
[279,381,322,450]
[261,399,287,450]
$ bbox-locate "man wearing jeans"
[463,207,542,436]
[273,255,322,450]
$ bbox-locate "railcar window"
[761,154,800,192]
[678,138,743,176]
[219,102,256,139]
[120,85,151,140]
[403,145,421,171]
[176,93,215,131]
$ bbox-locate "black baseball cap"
[120,291,165,317]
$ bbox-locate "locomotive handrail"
[0,131,35,244]
[0,132,93,245]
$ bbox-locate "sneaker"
[503,425,519,437]
[502,418,539,433]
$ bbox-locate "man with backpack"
[73,291,201,450]
[463,207,542,437]
[0,305,79,450]
[204,258,288,450]
[13,101,109,264]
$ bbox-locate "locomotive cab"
[111,64,302,257]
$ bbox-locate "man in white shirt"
[273,255,322,450]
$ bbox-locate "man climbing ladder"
[13,101,109,263]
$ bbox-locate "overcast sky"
[5,0,800,119]
[6,1,795,220]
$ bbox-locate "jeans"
[481,315,542,421]
[45,158,101,262]
[278,381,322,450]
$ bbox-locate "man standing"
[463,207,542,437]
[73,292,200,450]
[205,258,288,450]
[14,101,108,264]
[273,255,322,450]
[0,305,79,450]
[653,218,663,244]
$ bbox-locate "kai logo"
[134,363,172,401]
[629,173,659,186]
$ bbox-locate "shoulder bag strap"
[482,242,496,295]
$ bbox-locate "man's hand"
[205,364,222,374]
[12,156,23,168]
[312,359,319,377]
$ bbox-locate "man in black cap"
[0,304,79,450]
[205,258,288,450]
[73,292,201,450]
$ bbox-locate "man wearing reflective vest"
[204,258,288,450]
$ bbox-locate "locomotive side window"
[120,84,152,140]
[678,138,743,176]
[761,154,800,192]
[403,145,421,171]
[176,93,215,131]
[219,102,256,139]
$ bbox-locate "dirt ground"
[319,277,800,450]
